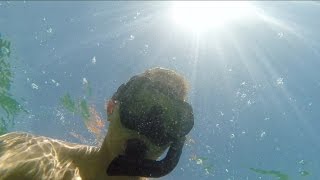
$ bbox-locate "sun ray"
[170,1,257,32]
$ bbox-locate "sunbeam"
[170,1,257,32]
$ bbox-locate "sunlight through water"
[170,1,257,32]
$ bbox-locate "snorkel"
[106,70,194,178]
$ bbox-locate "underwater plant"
[60,82,105,145]
[250,167,311,180]
[250,168,289,180]
[0,35,26,135]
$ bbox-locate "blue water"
[1,1,319,179]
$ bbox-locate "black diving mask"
[106,75,194,177]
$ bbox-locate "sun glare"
[171,1,256,32]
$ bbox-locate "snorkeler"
[0,67,194,180]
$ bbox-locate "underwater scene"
[0,1,319,180]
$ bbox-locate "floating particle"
[83,78,88,85]
[204,168,210,175]
[230,134,235,139]
[260,131,266,138]
[140,44,149,55]
[298,160,305,165]
[46,27,53,33]
[91,56,96,64]
[300,170,310,176]
[236,91,241,96]
[51,79,56,83]
[31,83,39,90]
[278,32,284,38]
[196,158,203,165]
[241,93,247,98]
[88,27,96,32]
[276,78,284,85]
[28,114,35,119]
[129,35,135,40]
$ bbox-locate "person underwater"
[0,67,194,180]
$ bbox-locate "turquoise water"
[1,1,319,179]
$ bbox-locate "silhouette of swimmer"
[0,67,194,180]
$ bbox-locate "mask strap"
[106,137,185,178]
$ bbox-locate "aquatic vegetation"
[250,168,289,180]
[0,36,26,135]
[0,118,7,135]
[79,99,90,120]
[250,166,311,179]
[60,93,77,114]
[60,85,105,145]
[60,94,90,121]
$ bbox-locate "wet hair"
[113,67,189,101]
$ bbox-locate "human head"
[105,67,194,177]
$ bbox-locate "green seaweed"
[0,93,26,119]
[60,77,93,122]
[79,99,90,120]
[0,118,8,135]
[0,36,26,135]
[60,93,91,121]
[60,93,77,113]
[250,168,289,180]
